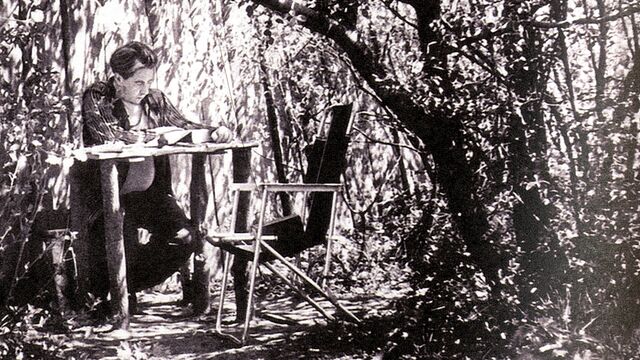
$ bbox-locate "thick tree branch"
[251,0,438,140]
[252,0,505,284]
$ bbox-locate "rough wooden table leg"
[191,153,210,315]
[179,258,193,306]
[50,233,70,314]
[69,163,90,308]
[100,160,129,330]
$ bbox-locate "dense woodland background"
[1,0,639,358]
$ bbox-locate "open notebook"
[145,126,193,147]
[75,127,203,157]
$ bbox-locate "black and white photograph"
[0,0,638,358]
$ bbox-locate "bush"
[0,7,72,359]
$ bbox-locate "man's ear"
[114,73,124,85]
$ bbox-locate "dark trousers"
[87,189,195,304]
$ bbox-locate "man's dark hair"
[109,41,158,79]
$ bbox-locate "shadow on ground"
[59,290,391,359]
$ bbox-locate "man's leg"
[122,212,141,314]
[122,191,196,292]
[86,206,146,318]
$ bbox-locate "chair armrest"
[229,183,259,192]
[258,183,342,193]
[228,182,342,193]
[208,232,278,243]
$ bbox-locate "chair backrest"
[303,104,352,246]
[220,104,353,262]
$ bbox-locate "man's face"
[115,62,155,105]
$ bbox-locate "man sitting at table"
[78,41,231,315]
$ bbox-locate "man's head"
[110,42,157,105]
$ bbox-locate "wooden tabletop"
[72,141,259,161]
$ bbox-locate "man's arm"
[155,92,213,130]
[156,92,233,142]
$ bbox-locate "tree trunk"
[17,1,31,83]
[260,57,292,216]
[593,0,612,194]
[144,0,160,45]
[502,2,568,299]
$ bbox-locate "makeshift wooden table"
[70,141,256,329]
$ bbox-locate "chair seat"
[210,214,312,262]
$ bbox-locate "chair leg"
[322,192,339,289]
[322,236,333,289]
[216,252,232,333]
[242,245,260,343]
[261,241,360,323]
[240,187,269,344]
[263,262,335,321]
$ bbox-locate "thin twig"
[351,126,424,154]
[529,5,640,28]
[380,0,418,30]
[343,156,403,214]
[252,149,304,174]
[0,3,20,28]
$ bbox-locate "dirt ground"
[50,289,391,359]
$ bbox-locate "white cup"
[191,129,212,144]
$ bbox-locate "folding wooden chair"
[207,104,359,344]
[207,182,359,343]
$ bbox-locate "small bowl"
[191,129,212,144]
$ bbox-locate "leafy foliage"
[0,3,73,358]
[242,0,640,357]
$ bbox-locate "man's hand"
[210,126,233,143]
[125,130,154,144]
[143,131,157,143]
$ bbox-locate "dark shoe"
[168,228,192,245]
